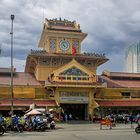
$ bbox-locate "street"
[0,123,139,140]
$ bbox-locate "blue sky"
[0,0,140,74]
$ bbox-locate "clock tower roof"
[38,18,87,49]
[45,18,82,32]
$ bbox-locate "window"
[50,38,56,53]
[121,92,130,98]
[58,67,90,81]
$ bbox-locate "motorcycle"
[33,122,47,131]
[50,121,55,129]
[0,124,4,136]
[5,123,24,133]
[135,119,140,134]
[135,125,140,134]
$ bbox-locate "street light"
[10,14,14,117]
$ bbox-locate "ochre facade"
[25,18,108,120]
[1,18,140,119]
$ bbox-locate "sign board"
[60,96,89,103]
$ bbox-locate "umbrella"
[49,109,54,111]
[26,109,42,116]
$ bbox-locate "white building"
[125,42,140,73]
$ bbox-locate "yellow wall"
[0,86,35,98]
[35,65,58,81]
[0,86,50,99]
[95,88,140,99]
[35,88,49,99]
[14,87,35,98]
[0,87,11,98]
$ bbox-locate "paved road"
[0,123,139,140]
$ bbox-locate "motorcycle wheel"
[135,127,140,134]
[18,125,23,133]
[0,127,4,136]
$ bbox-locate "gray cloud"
[0,0,140,73]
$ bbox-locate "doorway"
[60,103,88,120]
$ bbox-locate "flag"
[72,46,76,55]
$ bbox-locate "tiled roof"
[47,26,81,32]
[96,100,140,107]
[0,68,16,73]
[0,72,41,86]
[99,71,140,88]
[111,80,140,88]
[46,18,81,32]
[0,99,57,107]
[98,75,123,88]
[102,70,140,78]
[30,50,108,59]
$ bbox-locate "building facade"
[97,70,140,116]
[1,18,139,120]
[0,68,57,116]
[25,18,108,120]
[125,42,140,73]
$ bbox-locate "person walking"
[69,114,72,121]
[64,114,68,122]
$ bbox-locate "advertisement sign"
[60,96,89,103]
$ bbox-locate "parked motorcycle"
[135,119,140,134]
[135,125,140,134]
[5,123,24,132]
[0,124,4,136]
[50,121,55,129]
[33,122,47,131]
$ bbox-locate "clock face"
[60,40,70,51]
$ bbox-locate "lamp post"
[10,14,14,117]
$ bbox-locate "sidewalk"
[56,122,137,131]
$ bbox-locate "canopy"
[26,109,42,116]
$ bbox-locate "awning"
[96,100,140,107]
[0,99,58,107]
[94,101,100,108]
[26,109,42,116]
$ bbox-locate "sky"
[0,0,140,74]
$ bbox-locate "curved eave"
[24,55,38,73]
[27,52,108,61]
[45,83,105,88]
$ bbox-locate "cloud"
[0,0,140,73]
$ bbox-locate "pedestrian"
[69,114,72,121]
[0,115,4,125]
[64,114,68,122]
[12,115,20,132]
[129,114,133,124]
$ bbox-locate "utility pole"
[10,14,14,117]
[0,44,2,54]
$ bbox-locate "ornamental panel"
[59,66,88,76]
[50,38,56,53]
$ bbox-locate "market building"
[0,18,108,119]
[25,18,108,120]
[96,70,140,116]
[0,68,57,116]
[1,18,140,120]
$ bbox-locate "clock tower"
[25,18,108,120]
[38,18,87,54]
